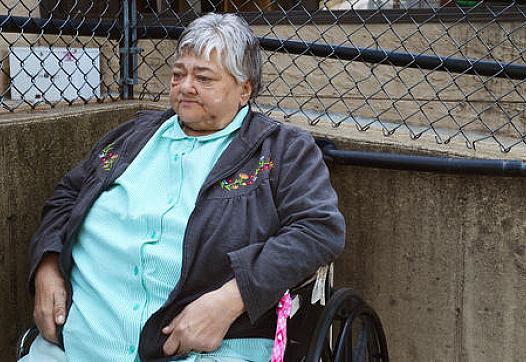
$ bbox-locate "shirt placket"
[121,202,160,358]
[138,137,197,324]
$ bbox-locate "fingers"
[162,312,180,335]
[33,255,67,344]
[35,287,67,343]
[163,314,193,356]
[177,346,192,356]
[162,333,181,356]
[34,297,58,344]
[162,324,173,335]
[54,289,67,325]
[161,293,230,356]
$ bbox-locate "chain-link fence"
[1,0,526,152]
[0,0,123,110]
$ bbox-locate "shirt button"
[133,266,139,276]
[133,303,140,311]
[128,345,136,354]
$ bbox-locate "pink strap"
[271,292,293,362]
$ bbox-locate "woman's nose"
[179,75,197,95]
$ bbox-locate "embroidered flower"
[220,156,273,191]
[98,143,119,171]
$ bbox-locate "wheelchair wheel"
[305,288,389,362]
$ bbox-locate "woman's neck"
[180,122,222,137]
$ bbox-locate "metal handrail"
[317,139,526,176]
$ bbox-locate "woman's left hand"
[161,278,245,356]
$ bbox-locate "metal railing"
[1,0,525,154]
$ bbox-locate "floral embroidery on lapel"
[220,156,273,191]
[98,143,119,171]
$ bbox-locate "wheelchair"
[18,269,389,362]
[285,272,389,362]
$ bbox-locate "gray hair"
[176,13,262,99]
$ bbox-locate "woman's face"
[170,51,252,132]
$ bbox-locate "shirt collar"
[162,106,249,142]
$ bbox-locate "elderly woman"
[24,13,345,362]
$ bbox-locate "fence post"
[120,0,139,100]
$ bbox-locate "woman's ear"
[240,81,253,106]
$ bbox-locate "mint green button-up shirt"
[63,106,273,362]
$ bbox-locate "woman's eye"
[196,75,210,82]
[172,72,183,81]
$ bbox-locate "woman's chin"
[177,111,206,124]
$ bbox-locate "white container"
[9,47,101,103]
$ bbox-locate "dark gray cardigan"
[28,108,345,361]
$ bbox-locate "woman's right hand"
[33,253,67,344]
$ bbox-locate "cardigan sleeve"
[26,111,156,293]
[28,158,88,293]
[227,131,346,323]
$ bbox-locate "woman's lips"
[179,99,199,106]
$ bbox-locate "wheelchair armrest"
[17,326,39,360]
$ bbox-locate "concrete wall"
[1,102,525,361]
[331,165,526,361]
